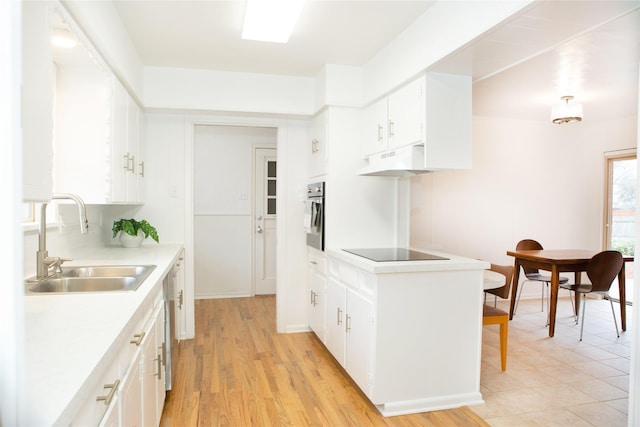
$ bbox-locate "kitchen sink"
[61,265,155,278]
[26,265,156,294]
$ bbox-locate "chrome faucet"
[36,193,89,279]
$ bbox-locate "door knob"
[257,225,263,234]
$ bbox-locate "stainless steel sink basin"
[26,265,156,294]
[61,265,154,278]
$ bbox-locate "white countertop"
[327,248,489,274]
[23,244,183,426]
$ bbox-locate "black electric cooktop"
[343,248,449,262]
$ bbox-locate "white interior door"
[254,147,277,295]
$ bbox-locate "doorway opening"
[604,150,636,305]
[192,124,277,299]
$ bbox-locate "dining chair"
[484,263,514,307]
[483,263,513,371]
[559,250,623,341]
[513,239,574,324]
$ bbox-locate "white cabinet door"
[120,349,143,427]
[137,111,147,203]
[309,109,327,179]
[361,98,388,158]
[110,78,129,203]
[126,95,140,202]
[345,289,374,398]
[325,278,346,365]
[97,394,119,427]
[141,307,162,427]
[22,1,54,202]
[387,76,424,150]
[309,268,326,339]
[155,306,167,423]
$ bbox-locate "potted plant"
[112,218,160,248]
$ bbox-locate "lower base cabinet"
[72,285,167,426]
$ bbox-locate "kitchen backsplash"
[22,204,144,278]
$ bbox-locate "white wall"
[410,114,638,290]
[144,67,315,115]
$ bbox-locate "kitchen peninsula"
[316,248,488,416]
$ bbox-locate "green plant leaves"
[112,218,160,243]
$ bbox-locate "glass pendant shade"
[551,96,583,124]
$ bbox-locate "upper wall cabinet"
[308,109,328,179]
[49,6,145,204]
[22,2,55,202]
[361,72,471,171]
[362,77,424,158]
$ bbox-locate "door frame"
[185,117,284,336]
[251,144,277,295]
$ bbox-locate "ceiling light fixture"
[242,0,305,43]
[550,95,583,124]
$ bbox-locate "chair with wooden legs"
[482,263,513,371]
[559,250,623,341]
[513,239,576,324]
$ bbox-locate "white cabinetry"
[50,7,145,204]
[22,1,54,202]
[308,248,326,339]
[141,305,165,426]
[308,109,328,179]
[72,284,167,426]
[324,251,486,416]
[361,72,471,170]
[325,260,374,397]
[362,77,424,158]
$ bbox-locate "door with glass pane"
[254,147,277,295]
[604,152,636,304]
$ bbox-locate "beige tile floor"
[471,294,632,426]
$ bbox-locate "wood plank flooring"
[160,296,489,426]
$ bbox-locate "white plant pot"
[119,230,145,248]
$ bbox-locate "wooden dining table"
[506,249,632,337]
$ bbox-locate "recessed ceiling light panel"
[242,0,305,43]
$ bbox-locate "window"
[266,160,277,215]
[604,150,636,304]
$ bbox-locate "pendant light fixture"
[550,95,583,124]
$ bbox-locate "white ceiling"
[113,0,436,76]
[111,0,640,122]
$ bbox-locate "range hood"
[357,145,432,177]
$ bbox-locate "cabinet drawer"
[328,258,358,289]
[308,249,326,274]
[72,352,120,426]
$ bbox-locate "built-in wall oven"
[305,181,324,251]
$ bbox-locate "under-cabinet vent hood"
[358,145,432,177]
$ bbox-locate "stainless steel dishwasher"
[163,252,183,391]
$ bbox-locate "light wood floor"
[160,296,489,426]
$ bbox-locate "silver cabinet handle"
[388,120,395,137]
[346,314,352,332]
[155,354,162,380]
[337,307,343,325]
[130,332,145,346]
[123,154,129,171]
[178,289,184,310]
[129,155,135,173]
[96,380,120,405]
[138,161,145,177]
[377,124,383,142]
